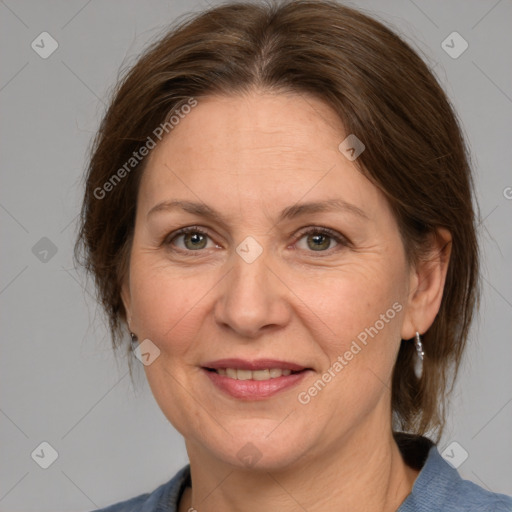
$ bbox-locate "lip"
[202,358,307,372]
[203,368,311,400]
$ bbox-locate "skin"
[121,90,451,512]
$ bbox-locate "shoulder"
[448,477,512,511]
[90,465,191,512]
[422,462,512,511]
[396,434,512,511]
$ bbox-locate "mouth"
[204,367,303,380]
[201,358,312,399]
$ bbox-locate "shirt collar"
[395,433,462,511]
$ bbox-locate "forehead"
[138,92,385,220]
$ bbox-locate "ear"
[401,228,452,340]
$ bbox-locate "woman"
[75,0,512,510]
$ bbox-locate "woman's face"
[122,91,418,470]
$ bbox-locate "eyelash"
[163,225,350,257]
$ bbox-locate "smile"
[201,359,312,399]
[211,368,295,380]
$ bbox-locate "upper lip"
[202,358,308,372]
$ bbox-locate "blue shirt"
[92,435,512,511]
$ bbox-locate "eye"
[294,227,348,253]
[165,226,218,252]
[164,225,349,255]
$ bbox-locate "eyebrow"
[147,198,368,223]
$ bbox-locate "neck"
[179,423,419,512]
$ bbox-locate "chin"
[204,424,315,472]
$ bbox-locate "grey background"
[1,0,511,510]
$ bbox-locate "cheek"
[128,254,219,353]
[298,260,406,350]
[294,265,406,418]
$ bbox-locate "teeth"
[226,368,237,379]
[215,368,293,380]
[237,369,252,380]
[253,369,270,381]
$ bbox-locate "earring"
[130,332,138,345]
[413,331,424,379]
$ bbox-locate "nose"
[213,247,292,339]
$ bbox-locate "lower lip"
[203,369,310,400]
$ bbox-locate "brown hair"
[75,0,479,441]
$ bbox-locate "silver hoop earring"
[414,331,424,379]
